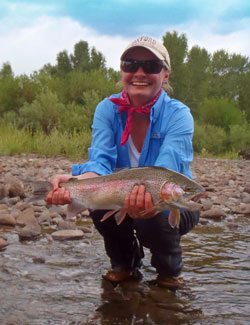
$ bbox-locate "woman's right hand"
[46,174,72,205]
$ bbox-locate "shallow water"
[1,217,250,325]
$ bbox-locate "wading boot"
[156,274,184,289]
[102,267,133,283]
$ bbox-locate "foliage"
[162,31,188,100]
[193,123,228,154]
[19,90,65,134]
[228,124,250,152]
[0,34,249,158]
[197,97,246,131]
[0,120,91,159]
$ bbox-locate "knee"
[179,210,200,236]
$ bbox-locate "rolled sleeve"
[154,107,194,178]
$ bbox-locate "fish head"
[160,177,205,211]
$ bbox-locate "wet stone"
[18,222,41,240]
[0,237,7,250]
[51,229,84,241]
[201,208,227,220]
[57,220,76,230]
[16,207,36,226]
[0,213,16,226]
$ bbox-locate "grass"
[0,123,92,160]
[0,122,245,161]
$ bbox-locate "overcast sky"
[1,0,250,76]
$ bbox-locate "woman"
[46,35,200,288]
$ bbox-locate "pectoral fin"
[168,209,181,228]
[100,209,120,222]
[101,208,127,225]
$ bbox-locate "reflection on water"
[1,218,250,325]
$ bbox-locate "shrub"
[193,123,228,154]
[198,97,246,131]
[228,124,250,152]
[19,90,66,134]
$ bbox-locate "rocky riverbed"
[0,154,250,249]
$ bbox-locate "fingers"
[46,188,71,205]
[125,185,156,219]
[46,174,72,205]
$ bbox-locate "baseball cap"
[120,35,171,71]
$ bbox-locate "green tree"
[198,97,246,131]
[162,31,188,100]
[185,46,210,115]
[0,62,14,80]
[70,40,90,72]
[209,50,249,100]
[90,47,106,70]
[56,50,72,76]
[238,70,250,122]
[19,90,65,134]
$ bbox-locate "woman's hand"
[46,172,99,206]
[124,185,158,219]
[46,174,72,205]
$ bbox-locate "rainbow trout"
[56,166,205,228]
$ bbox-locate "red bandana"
[109,89,162,146]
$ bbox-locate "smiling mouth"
[131,82,150,86]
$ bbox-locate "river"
[1,215,249,325]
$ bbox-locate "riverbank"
[0,155,250,247]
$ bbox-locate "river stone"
[201,208,227,220]
[243,186,250,194]
[0,237,7,250]
[0,184,8,199]
[233,204,250,215]
[0,204,9,212]
[57,220,76,230]
[5,174,26,198]
[16,207,36,226]
[240,192,250,204]
[18,222,41,239]
[51,229,84,241]
[0,213,16,226]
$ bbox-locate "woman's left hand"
[124,185,158,219]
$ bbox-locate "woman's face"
[121,47,169,106]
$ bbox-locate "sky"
[0,0,250,76]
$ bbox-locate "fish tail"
[25,181,51,202]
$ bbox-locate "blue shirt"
[72,90,194,178]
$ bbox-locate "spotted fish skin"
[60,166,205,227]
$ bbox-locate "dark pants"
[91,210,200,277]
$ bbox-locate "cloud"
[0,15,129,75]
[0,0,249,75]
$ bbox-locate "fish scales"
[60,166,204,213]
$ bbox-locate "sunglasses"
[121,59,166,74]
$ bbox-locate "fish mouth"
[168,199,202,211]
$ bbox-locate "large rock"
[233,204,250,215]
[0,213,16,226]
[4,174,26,198]
[16,207,36,226]
[0,237,7,250]
[201,208,227,220]
[18,222,41,240]
[0,184,8,199]
[51,230,84,241]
